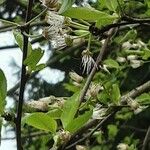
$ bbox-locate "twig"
[65,112,116,149]
[121,125,147,133]
[79,28,115,106]
[1,131,49,140]
[142,126,150,150]
[121,80,150,103]
[15,0,34,149]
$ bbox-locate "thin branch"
[121,80,150,103]
[15,0,34,149]
[121,125,147,133]
[142,126,150,150]
[1,131,49,140]
[65,112,116,150]
[79,28,115,106]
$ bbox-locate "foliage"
[0,0,150,150]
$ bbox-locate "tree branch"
[79,28,115,106]
[142,126,150,150]
[15,0,34,149]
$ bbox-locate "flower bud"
[127,98,140,110]
[117,143,129,150]
[127,55,138,61]
[76,145,87,150]
[116,57,126,63]
[130,60,143,68]
[122,41,132,49]
[69,72,83,83]
[59,130,71,144]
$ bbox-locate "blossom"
[82,49,97,74]
[117,143,129,150]
[40,0,59,10]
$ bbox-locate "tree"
[0,0,150,149]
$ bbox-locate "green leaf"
[61,93,79,129]
[73,30,89,36]
[58,0,75,14]
[142,49,150,60]
[35,63,46,72]
[62,7,117,21]
[23,112,57,133]
[111,84,121,105]
[0,69,7,115]
[107,124,118,139]
[104,59,120,69]
[0,117,2,144]
[24,48,44,71]
[13,30,32,54]
[0,0,5,5]
[136,93,150,104]
[104,0,118,12]
[46,109,62,119]
[65,109,93,133]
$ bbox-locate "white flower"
[122,41,132,49]
[40,0,59,10]
[130,60,143,68]
[127,55,138,61]
[42,11,70,49]
[82,49,97,74]
[117,143,129,150]
[116,57,126,63]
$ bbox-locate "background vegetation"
[0,0,150,150]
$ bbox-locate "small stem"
[24,7,48,27]
[87,33,92,50]
[22,31,42,38]
[69,21,89,30]
[0,19,19,26]
[142,126,150,150]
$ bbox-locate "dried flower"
[87,83,103,98]
[82,49,97,74]
[58,130,71,144]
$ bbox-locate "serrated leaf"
[13,30,32,54]
[62,7,117,21]
[111,84,121,104]
[61,93,79,129]
[23,112,57,133]
[0,69,7,115]
[104,59,120,69]
[65,109,93,133]
[58,0,75,14]
[24,48,44,71]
